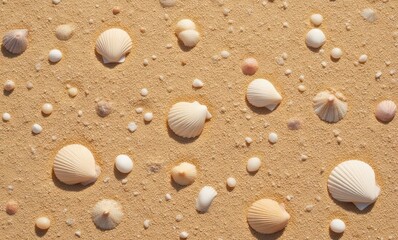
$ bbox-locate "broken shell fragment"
[196,186,217,212]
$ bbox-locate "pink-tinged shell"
[375,100,396,123]
[2,29,28,54]
[241,58,258,75]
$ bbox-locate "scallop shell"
[54,144,101,185]
[247,199,290,234]
[375,100,396,123]
[55,24,75,41]
[313,89,348,123]
[328,160,380,211]
[246,79,282,111]
[171,162,197,186]
[92,199,123,230]
[95,28,132,64]
[168,101,211,138]
[196,186,217,212]
[2,29,28,54]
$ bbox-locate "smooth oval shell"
[54,144,101,185]
[247,79,282,110]
[175,19,196,34]
[168,101,211,138]
[171,162,197,185]
[196,186,217,212]
[92,199,123,230]
[36,217,51,230]
[95,28,132,64]
[247,199,290,234]
[313,90,347,123]
[375,100,396,123]
[178,29,200,47]
[160,0,176,7]
[2,29,28,54]
[305,29,326,48]
[115,154,133,174]
[328,160,380,211]
[55,24,74,40]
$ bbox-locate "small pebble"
[2,112,11,121]
[310,13,323,26]
[135,107,143,114]
[245,137,253,144]
[331,48,343,59]
[330,219,346,233]
[284,69,292,76]
[180,231,189,239]
[268,132,278,144]
[128,122,137,132]
[140,88,149,97]
[66,218,74,226]
[300,154,308,161]
[5,200,18,215]
[192,79,204,88]
[75,231,81,237]
[361,8,376,23]
[336,136,343,144]
[165,193,172,201]
[121,178,128,184]
[176,214,183,222]
[112,6,121,15]
[26,81,34,90]
[144,112,153,122]
[286,195,293,201]
[305,204,314,212]
[226,177,237,188]
[299,74,305,82]
[305,29,326,48]
[358,54,368,63]
[52,0,61,4]
[48,49,62,63]
[41,103,53,115]
[96,100,112,117]
[375,71,382,79]
[143,219,150,229]
[287,118,301,130]
[247,157,261,172]
[4,80,15,91]
[220,50,230,59]
[36,217,51,230]
[321,61,327,68]
[68,87,78,97]
[298,84,306,92]
[241,58,258,75]
[32,124,43,134]
[143,59,149,66]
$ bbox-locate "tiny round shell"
[171,162,197,186]
[331,48,343,59]
[92,199,123,230]
[115,154,133,174]
[310,14,323,26]
[375,100,396,123]
[48,49,62,63]
[226,177,236,188]
[330,219,346,233]
[41,103,53,115]
[55,24,74,41]
[2,29,28,54]
[32,124,43,134]
[175,19,196,34]
[241,58,258,76]
[4,80,15,91]
[305,29,326,49]
[247,157,261,172]
[178,30,200,48]
[36,217,51,230]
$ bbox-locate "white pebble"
[179,231,189,239]
[115,154,133,173]
[247,157,261,172]
[220,50,230,59]
[32,124,43,134]
[192,79,204,88]
[140,88,148,97]
[128,122,137,132]
[68,87,78,97]
[35,217,51,230]
[4,80,15,91]
[284,69,292,76]
[245,137,253,144]
[226,177,236,188]
[176,214,183,222]
[52,0,61,4]
[165,193,172,201]
[375,71,382,79]
[268,132,278,144]
[331,48,343,59]
[330,219,346,233]
[310,14,323,26]
[2,112,11,121]
[135,107,143,113]
[144,112,153,122]
[305,29,326,49]
[361,8,376,23]
[74,231,81,237]
[298,84,306,92]
[48,49,62,63]
[41,103,53,115]
[143,219,150,229]
[358,54,368,63]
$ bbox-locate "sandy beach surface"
[1,0,397,239]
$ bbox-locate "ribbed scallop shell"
[313,89,348,123]
[92,199,123,230]
[328,160,380,210]
[246,79,282,110]
[168,101,211,138]
[375,100,396,123]
[95,28,132,64]
[54,144,100,185]
[2,29,28,54]
[247,199,290,234]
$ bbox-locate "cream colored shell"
[54,144,101,185]
[95,28,132,64]
[171,162,197,186]
[168,101,211,138]
[246,79,282,111]
[2,29,28,54]
[247,199,290,234]
[328,160,380,211]
[313,89,348,123]
[92,199,123,230]
[55,24,75,41]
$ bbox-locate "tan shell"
[95,28,132,64]
[246,79,282,110]
[313,89,348,123]
[55,24,75,41]
[2,29,28,54]
[92,199,123,230]
[54,144,101,185]
[375,100,396,123]
[171,162,197,185]
[247,199,290,234]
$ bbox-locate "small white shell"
[305,29,326,49]
[196,186,217,212]
[168,101,211,138]
[178,29,200,48]
[92,199,123,230]
[247,157,261,172]
[95,28,132,64]
[55,24,75,41]
[48,49,62,63]
[313,89,347,123]
[54,144,101,185]
[247,79,282,111]
[331,48,343,59]
[247,199,290,234]
[310,14,323,26]
[375,100,396,123]
[36,217,51,230]
[361,8,376,23]
[175,19,196,35]
[192,78,204,88]
[171,162,197,186]
[226,177,236,188]
[115,155,133,174]
[328,160,380,211]
[32,123,43,134]
[330,219,346,233]
[2,29,28,54]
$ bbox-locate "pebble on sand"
[41,103,53,115]
[48,49,62,63]
[241,58,258,75]
[4,80,15,92]
[2,112,11,122]
[32,124,43,134]
[5,200,18,215]
[36,217,51,230]
[144,112,153,122]
[330,219,346,233]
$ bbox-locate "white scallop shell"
[2,29,28,54]
[92,199,123,230]
[95,28,132,64]
[171,162,197,186]
[313,89,348,123]
[375,100,396,123]
[247,199,290,234]
[246,79,282,110]
[54,144,101,185]
[328,160,380,211]
[196,186,217,212]
[168,101,211,138]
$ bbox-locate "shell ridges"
[95,28,132,64]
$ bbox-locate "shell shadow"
[245,98,275,115]
[94,50,119,69]
[329,229,343,240]
[51,170,94,192]
[306,45,321,53]
[167,125,198,144]
[113,165,129,180]
[177,39,194,52]
[170,177,188,192]
[249,226,285,240]
[376,117,394,124]
[35,226,48,237]
[1,46,19,58]
[330,56,340,63]
[327,191,375,214]
[3,90,13,96]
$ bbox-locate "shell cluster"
[175,19,200,48]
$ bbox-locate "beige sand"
[1,0,397,239]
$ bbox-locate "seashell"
[95,28,132,64]
[55,24,75,41]
[327,160,380,211]
[178,29,200,48]
[313,89,347,123]
[246,79,282,111]
[115,154,133,174]
[175,19,196,35]
[375,100,396,123]
[160,0,176,8]
[305,28,326,49]
[48,49,62,63]
[36,217,51,230]
[247,157,261,172]
[168,101,211,138]
[92,199,123,230]
[247,199,290,234]
[196,186,217,212]
[361,8,376,23]
[54,144,101,185]
[171,162,197,186]
[2,29,28,54]
[330,219,345,233]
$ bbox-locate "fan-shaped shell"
[247,199,290,234]
[328,160,380,211]
[168,101,211,138]
[92,199,123,230]
[54,144,101,185]
[246,79,282,111]
[171,162,197,186]
[313,89,348,123]
[95,28,132,64]
[2,29,28,54]
[375,100,396,123]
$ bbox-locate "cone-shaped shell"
[54,144,101,185]
[328,160,380,210]
[247,199,290,234]
[2,29,28,54]
[171,162,197,186]
[313,89,347,123]
[168,101,211,138]
[247,79,282,111]
[92,199,123,230]
[95,28,132,64]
